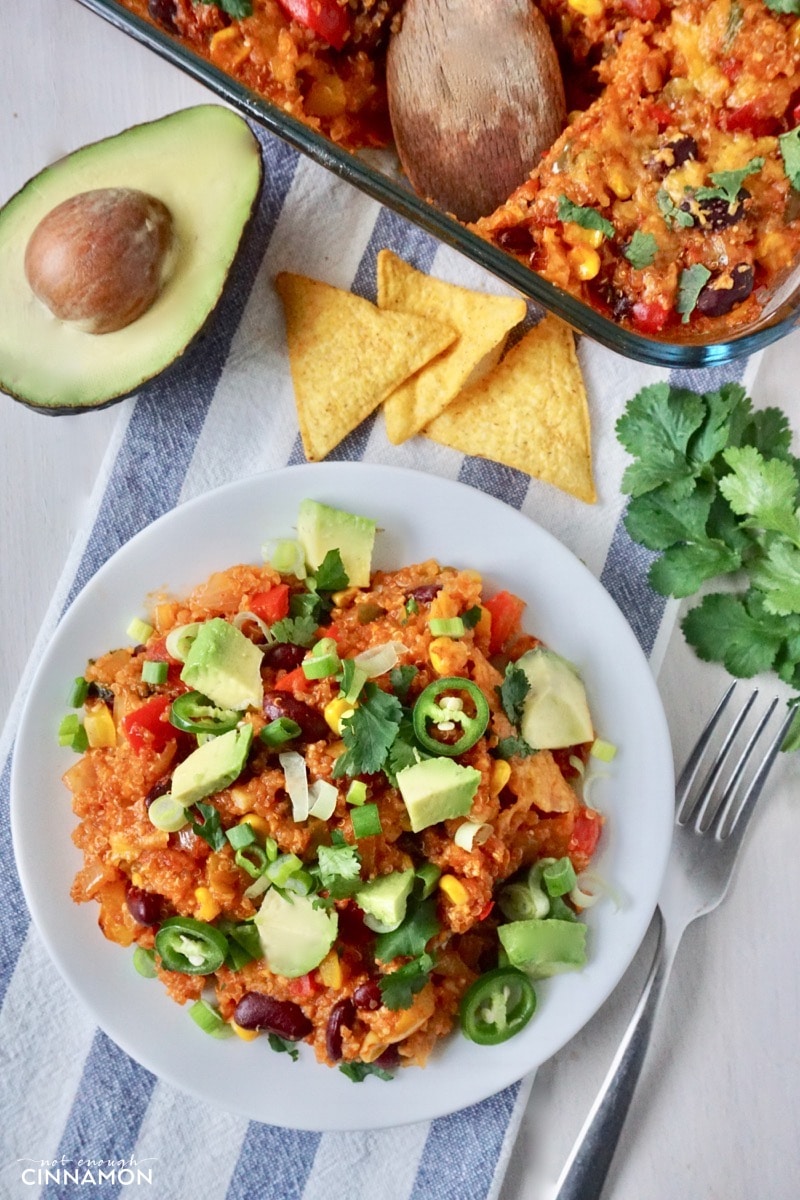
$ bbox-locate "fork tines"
[675,683,793,840]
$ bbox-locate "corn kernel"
[792,19,800,51]
[567,0,603,17]
[318,950,343,989]
[84,703,116,748]
[130,872,144,888]
[439,875,469,905]
[324,696,355,735]
[429,637,453,675]
[239,812,269,839]
[231,1021,259,1042]
[332,587,360,609]
[154,602,178,632]
[562,221,603,249]
[568,246,601,281]
[490,759,512,796]
[607,168,632,200]
[209,26,250,68]
[194,886,221,922]
[328,738,346,757]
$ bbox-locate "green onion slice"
[428,617,465,638]
[260,717,302,747]
[345,780,367,807]
[126,616,154,644]
[542,856,578,898]
[67,677,89,707]
[164,622,200,663]
[189,999,233,1038]
[142,660,168,685]
[351,803,382,839]
[148,794,189,833]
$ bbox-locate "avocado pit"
[24,187,176,334]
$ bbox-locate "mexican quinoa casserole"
[61,502,606,1072]
[120,0,800,340]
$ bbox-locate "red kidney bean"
[233,992,313,1040]
[696,263,754,317]
[147,0,179,32]
[337,903,375,948]
[125,885,164,927]
[492,226,535,256]
[352,980,383,1011]
[325,999,355,1062]
[262,642,306,672]
[407,583,442,605]
[374,1046,400,1069]
[144,777,171,808]
[263,691,328,742]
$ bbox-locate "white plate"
[11,463,674,1131]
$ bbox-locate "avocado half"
[0,105,263,414]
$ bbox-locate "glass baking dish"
[75,0,800,368]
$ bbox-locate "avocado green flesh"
[498,918,587,980]
[517,648,594,750]
[356,868,415,931]
[170,724,253,808]
[180,618,264,711]
[396,757,481,833]
[254,889,338,978]
[0,106,262,413]
[297,499,377,588]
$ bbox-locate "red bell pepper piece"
[477,900,495,922]
[273,665,311,693]
[277,0,349,50]
[484,591,526,655]
[631,299,670,335]
[568,807,602,872]
[249,585,290,624]
[121,694,175,754]
[622,0,660,19]
[288,970,322,999]
[718,101,780,138]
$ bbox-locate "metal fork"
[552,684,793,1200]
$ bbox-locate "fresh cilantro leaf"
[378,952,434,1011]
[375,896,439,962]
[765,0,800,14]
[494,736,537,760]
[498,664,530,726]
[384,726,422,785]
[188,802,227,851]
[656,188,695,228]
[316,840,362,890]
[269,614,319,646]
[750,541,800,615]
[268,1033,299,1061]
[624,481,714,551]
[748,406,796,462]
[557,196,614,240]
[616,382,707,497]
[695,158,764,206]
[623,231,658,269]
[648,540,742,598]
[462,606,483,629]
[719,446,800,545]
[682,593,784,677]
[196,0,253,18]
[779,125,800,190]
[314,549,349,592]
[332,683,403,778]
[676,264,712,323]
[290,589,331,624]
[404,596,419,617]
[338,1061,394,1082]
[688,383,750,469]
[388,664,418,702]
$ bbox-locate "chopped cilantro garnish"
[268,1033,300,1061]
[314,549,349,592]
[656,189,695,229]
[557,196,614,240]
[375,895,439,961]
[695,158,764,206]
[378,952,435,1010]
[779,126,800,190]
[617,380,800,747]
[462,605,483,629]
[497,664,530,727]
[196,0,253,17]
[403,596,420,620]
[676,264,712,323]
[494,736,537,760]
[269,614,319,646]
[316,839,362,891]
[338,1061,394,1083]
[289,589,331,624]
[188,802,227,850]
[763,0,800,12]
[332,683,404,778]
[384,720,422,784]
[623,231,658,270]
[388,664,418,702]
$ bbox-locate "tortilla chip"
[424,316,596,503]
[275,272,457,462]
[377,250,527,443]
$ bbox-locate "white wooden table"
[2,4,798,1197]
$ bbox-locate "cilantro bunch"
[617,380,800,747]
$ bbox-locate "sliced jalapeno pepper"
[459,966,536,1045]
[169,691,240,735]
[154,915,229,975]
[412,677,490,757]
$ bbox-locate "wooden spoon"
[387,0,566,224]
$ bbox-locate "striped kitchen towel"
[0,123,760,1200]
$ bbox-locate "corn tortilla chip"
[424,316,596,503]
[276,272,457,462]
[377,250,527,443]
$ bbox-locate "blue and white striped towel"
[0,123,760,1200]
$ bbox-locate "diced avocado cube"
[254,888,338,978]
[396,757,480,833]
[296,499,376,588]
[180,618,263,711]
[516,648,593,750]
[171,725,253,807]
[498,918,587,980]
[355,868,415,932]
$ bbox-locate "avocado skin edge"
[1,107,264,416]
